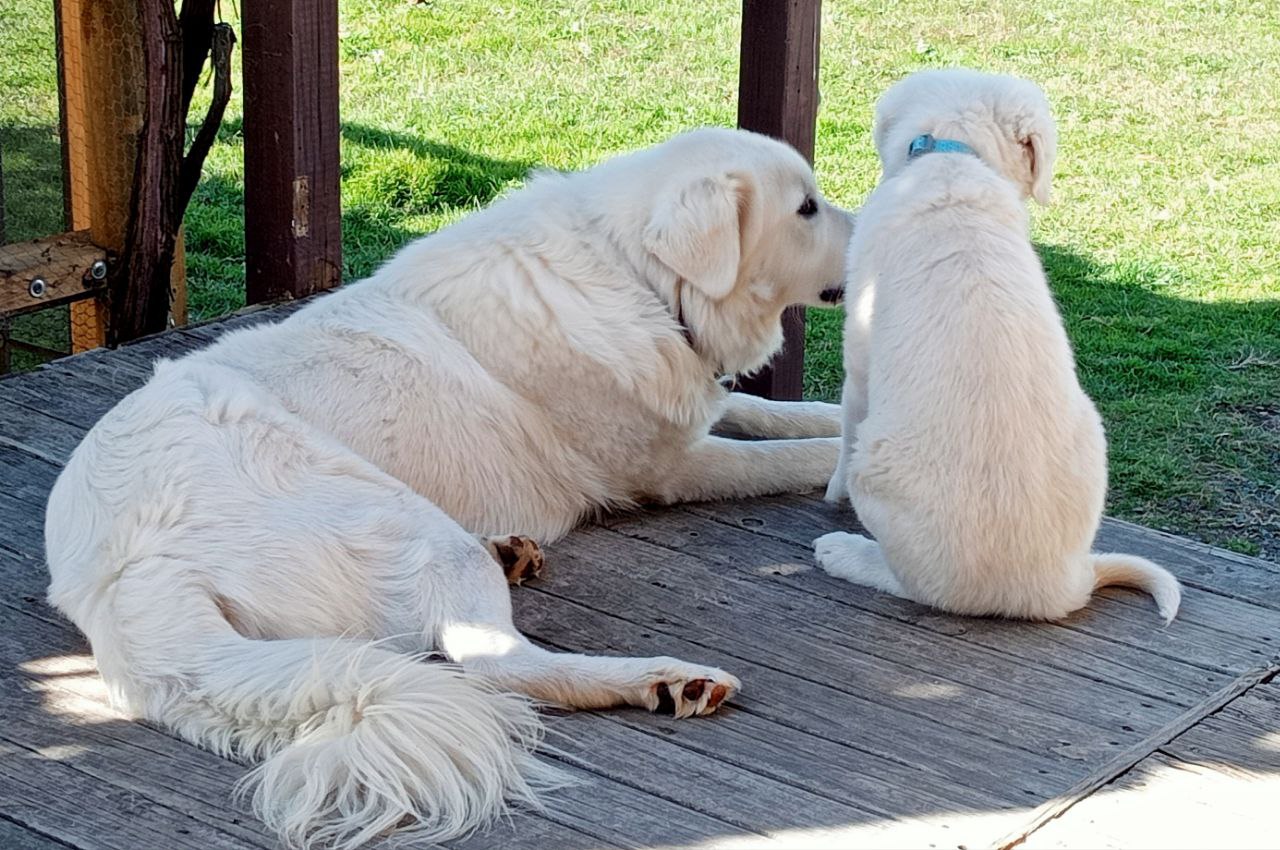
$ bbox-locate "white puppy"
[44,129,851,850]
[815,69,1181,623]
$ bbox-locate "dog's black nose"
[820,285,845,304]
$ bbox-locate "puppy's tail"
[1091,552,1182,625]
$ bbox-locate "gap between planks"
[992,661,1280,850]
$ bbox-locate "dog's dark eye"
[797,196,818,218]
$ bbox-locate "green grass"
[4,0,1278,558]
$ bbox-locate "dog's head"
[872,68,1057,205]
[636,128,855,373]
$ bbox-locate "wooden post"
[242,0,342,304]
[736,0,822,400]
[57,0,111,350]
[57,0,189,349]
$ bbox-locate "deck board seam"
[991,661,1280,850]
[539,749,772,841]
[591,712,903,822]
[1050,619,1263,677]
[0,813,80,850]
[0,732,275,850]
[0,394,91,438]
[0,435,70,467]
[0,598,69,632]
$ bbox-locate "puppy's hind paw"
[812,532,906,596]
[813,531,863,568]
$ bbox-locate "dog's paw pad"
[486,535,546,585]
[648,669,739,718]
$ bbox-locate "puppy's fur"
[816,69,1181,623]
[45,129,851,850]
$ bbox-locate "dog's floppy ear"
[644,173,752,300]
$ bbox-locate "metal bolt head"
[90,259,108,280]
[28,278,47,298]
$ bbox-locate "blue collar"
[907,134,977,160]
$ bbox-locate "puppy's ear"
[871,100,897,166]
[1021,130,1054,205]
[1017,102,1057,206]
[644,173,752,300]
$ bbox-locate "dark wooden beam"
[735,0,822,400]
[242,0,342,304]
[107,0,183,345]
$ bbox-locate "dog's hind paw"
[485,534,547,585]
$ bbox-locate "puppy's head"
[873,68,1057,204]
[642,128,854,313]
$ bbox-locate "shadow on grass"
[181,123,541,318]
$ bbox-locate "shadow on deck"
[1,301,1278,849]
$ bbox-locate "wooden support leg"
[242,0,342,304]
[735,0,822,401]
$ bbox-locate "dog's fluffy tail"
[140,632,559,850]
[1091,552,1182,624]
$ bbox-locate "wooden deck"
[2,301,1278,850]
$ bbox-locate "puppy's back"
[851,153,1104,565]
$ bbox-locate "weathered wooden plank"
[680,495,1280,673]
[545,524,1184,762]
[0,733,261,850]
[1021,680,1280,850]
[0,367,129,431]
[513,587,1068,804]
[0,688,277,849]
[0,444,60,509]
[544,712,881,836]
[0,817,75,850]
[594,699,1013,819]
[1160,679,1280,770]
[0,398,86,466]
[605,506,1234,705]
[998,664,1278,850]
[179,298,313,341]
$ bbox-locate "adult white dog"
[815,69,1181,623]
[45,128,853,849]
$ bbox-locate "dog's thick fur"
[44,128,853,849]
[815,69,1181,623]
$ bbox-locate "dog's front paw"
[641,662,740,718]
[485,534,547,585]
